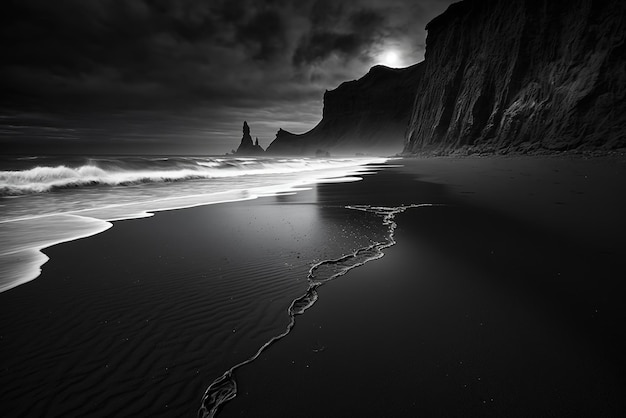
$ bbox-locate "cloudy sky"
[1,0,455,155]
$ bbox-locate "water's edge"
[198,203,438,417]
[0,158,389,293]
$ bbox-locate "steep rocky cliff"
[404,0,626,155]
[267,63,424,155]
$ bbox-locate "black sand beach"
[220,156,626,417]
[0,182,388,416]
[2,156,626,417]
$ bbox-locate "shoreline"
[0,157,387,294]
[0,170,392,416]
[1,155,625,416]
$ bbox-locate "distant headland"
[235,0,625,157]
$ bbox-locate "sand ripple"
[0,201,391,416]
[198,204,437,417]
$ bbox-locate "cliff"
[235,121,264,155]
[267,63,425,155]
[404,0,626,155]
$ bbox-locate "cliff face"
[267,63,424,155]
[404,0,626,154]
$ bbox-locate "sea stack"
[235,121,264,155]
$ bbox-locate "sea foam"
[198,204,439,417]
[0,157,386,196]
[0,156,389,293]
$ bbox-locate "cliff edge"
[267,63,425,155]
[404,0,626,155]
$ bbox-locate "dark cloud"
[293,32,361,66]
[309,0,345,27]
[0,0,456,154]
[237,9,288,61]
[292,4,389,66]
[349,9,386,32]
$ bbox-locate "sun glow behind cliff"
[377,50,403,68]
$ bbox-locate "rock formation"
[404,0,626,155]
[235,121,264,155]
[267,63,425,155]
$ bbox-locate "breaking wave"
[0,156,383,196]
[0,155,390,293]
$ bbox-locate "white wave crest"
[0,157,388,196]
[0,164,197,195]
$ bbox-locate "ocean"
[0,155,387,293]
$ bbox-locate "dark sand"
[0,186,388,416]
[219,156,626,417]
[2,156,626,417]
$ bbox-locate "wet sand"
[0,184,388,416]
[2,156,625,417]
[220,156,626,417]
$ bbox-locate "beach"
[1,156,625,417]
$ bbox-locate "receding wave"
[198,203,439,418]
[0,156,389,294]
[0,157,385,196]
